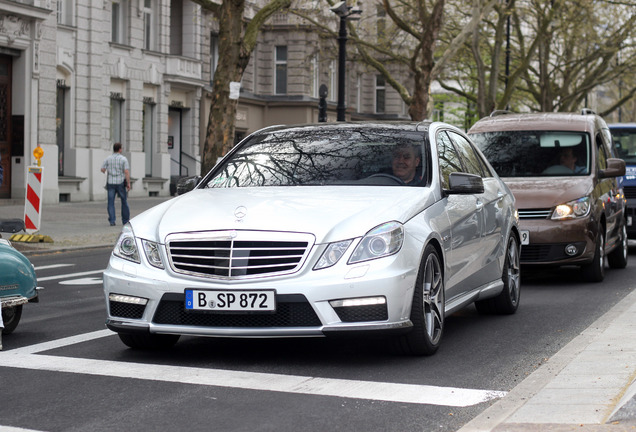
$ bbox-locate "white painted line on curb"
[37,269,105,282]
[34,264,74,271]
[1,330,507,407]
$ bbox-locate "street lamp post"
[330,2,361,122]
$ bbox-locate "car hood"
[130,187,435,244]
[502,177,592,209]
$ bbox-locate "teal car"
[0,235,39,334]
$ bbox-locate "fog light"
[330,296,386,308]
[109,293,148,305]
[565,244,578,256]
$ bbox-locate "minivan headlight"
[552,197,590,220]
[348,222,404,264]
[113,224,140,263]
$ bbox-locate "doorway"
[0,55,12,198]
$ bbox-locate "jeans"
[107,182,130,225]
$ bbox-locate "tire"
[475,234,520,315]
[608,223,628,269]
[394,245,444,356]
[581,231,605,282]
[2,305,23,335]
[118,332,180,350]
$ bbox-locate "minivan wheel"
[475,234,520,315]
[581,231,605,282]
[608,223,628,269]
[393,245,444,356]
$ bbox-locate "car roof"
[468,112,600,134]
[256,121,434,134]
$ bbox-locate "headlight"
[142,240,164,269]
[314,240,353,270]
[552,197,591,220]
[349,222,404,264]
[113,224,140,263]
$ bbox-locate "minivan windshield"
[610,126,636,164]
[202,127,428,188]
[470,131,590,177]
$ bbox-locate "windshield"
[202,127,428,188]
[611,127,636,164]
[470,131,590,177]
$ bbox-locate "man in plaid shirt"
[101,142,131,226]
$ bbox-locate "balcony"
[166,57,202,81]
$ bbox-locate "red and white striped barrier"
[24,166,43,234]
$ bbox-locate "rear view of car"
[469,111,627,282]
[609,123,636,239]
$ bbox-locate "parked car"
[609,123,636,239]
[469,110,627,282]
[103,121,520,356]
[0,221,39,336]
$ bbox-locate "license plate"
[520,230,530,245]
[185,289,276,312]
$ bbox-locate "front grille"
[153,293,322,327]
[333,304,388,322]
[109,300,146,319]
[167,231,314,280]
[624,186,636,200]
[518,209,552,219]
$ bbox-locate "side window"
[437,131,463,189]
[596,134,608,170]
[448,131,485,177]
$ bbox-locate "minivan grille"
[518,209,552,219]
[167,231,314,279]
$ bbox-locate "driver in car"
[392,145,422,185]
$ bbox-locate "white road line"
[0,330,507,407]
[34,264,74,271]
[37,269,105,282]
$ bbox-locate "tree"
[292,0,497,121]
[438,0,636,119]
[191,0,292,176]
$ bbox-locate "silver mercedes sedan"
[103,121,520,356]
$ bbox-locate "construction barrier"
[24,166,43,234]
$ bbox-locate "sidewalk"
[1,196,635,430]
[0,196,171,253]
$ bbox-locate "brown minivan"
[469,110,627,282]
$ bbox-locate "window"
[110,92,125,145]
[57,0,74,26]
[311,55,319,98]
[597,134,608,170]
[329,60,336,101]
[143,0,157,51]
[437,132,463,189]
[143,98,155,176]
[448,131,484,177]
[375,75,385,114]
[210,33,219,85]
[376,5,386,40]
[275,46,287,94]
[56,81,70,176]
[170,0,183,55]
[111,0,128,44]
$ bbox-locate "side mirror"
[600,158,626,179]
[447,172,484,194]
[176,176,202,195]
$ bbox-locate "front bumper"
[103,245,419,339]
[519,217,595,265]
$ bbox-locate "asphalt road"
[1,247,635,432]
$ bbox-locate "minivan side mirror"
[447,172,484,194]
[600,158,626,179]
[176,175,202,195]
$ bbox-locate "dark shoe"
[110,222,116,226]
